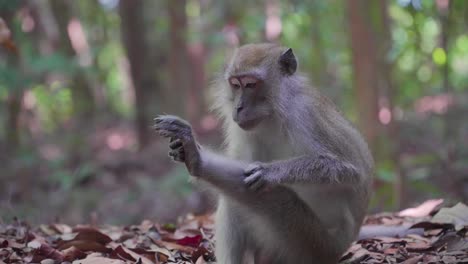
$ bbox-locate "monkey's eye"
[241,76,259,89]
[229,77,241,90]
[245,82,257,89]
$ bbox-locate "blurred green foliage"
[0,0,467,223]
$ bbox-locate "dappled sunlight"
[436,0,450,11]
[378,107,392,125]
[39,143,63,161]
[0,18,11,42]
[23,90,36,110]
[96,127,137,152]
[106,132,126,151]
[20,12,34,33]
[67,19,88,53]
[118,57,135,108]
[67,18,91,66]
[222,24,239,47]
[200,115,218,132]
[414,93,454,115]
[265,1,282,41]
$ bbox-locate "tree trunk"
[349,0,407,208]
[49,0,95,120]
[437,0,463,199]
[1,9,23,153]
[308,0,327,88]
[187,43,206,128]
[377,0,406,208]
[119,0,162,149]
[439,0,452,95]
[167,0,190,119]
[5,91,22,152]
[347,0,380,155]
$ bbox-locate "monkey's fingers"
[154,115,194,139]
[155,129,176,138]
[154,124,178,133]
[169,147,185,157]
[173,154,185,162]
[169,139,183,149]
[251,180,267,192]
[154,125,182,137]
[170,154,185,162]
[154,124,192,140]
[169,148,185,162]
[244,171,266,191]
[244,163,263,176]
[154,115,191,129]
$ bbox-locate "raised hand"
[154,115,203,176]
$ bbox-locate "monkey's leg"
[256,188,343,264]
[215,198,252,264]
[254,250,284,264]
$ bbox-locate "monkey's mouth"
[236,118,261,130]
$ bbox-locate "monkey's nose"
[235,105,244,114]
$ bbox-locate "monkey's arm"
[198,150,250,193]
[244,153,362,191]
[275,154,360,184]
[154,115,360,188]
[154,115,252,193]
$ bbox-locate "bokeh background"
[0,0,467,225]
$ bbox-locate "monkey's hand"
[244,163,279,192]
[154,115,203,176]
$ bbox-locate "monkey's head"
[223,43,297,131]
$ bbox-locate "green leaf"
[432,48,447,66]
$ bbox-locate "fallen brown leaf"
[398,199,444,218]
[432,203,468,231]
[72,253,126,264]
[71,226,113,244]
[58,240,111,253]
[62,245,87,262]
[1,202,467,264]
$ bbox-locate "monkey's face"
[228,74,272,130]
[224,44,298,130]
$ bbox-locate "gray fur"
[155,43,373,264]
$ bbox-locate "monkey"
[154,43,373,264]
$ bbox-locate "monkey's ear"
[279,48,297,75]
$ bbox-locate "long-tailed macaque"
[154,43,373,264]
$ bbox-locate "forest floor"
[1,200,467,264]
